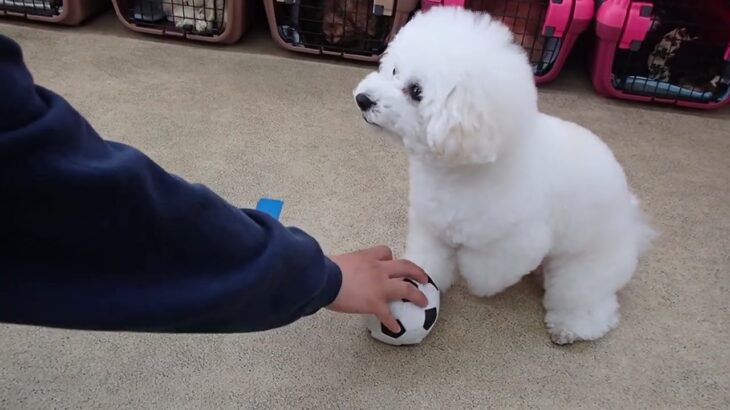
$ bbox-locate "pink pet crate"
[0,0,107,25]
[423,0,595,84]
[111,0,248,44]
[591,0,730,109]
[263,0,421,62]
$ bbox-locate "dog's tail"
[630,193,657,256]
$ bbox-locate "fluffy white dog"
[353,7,654,344]
[163,0,225,33]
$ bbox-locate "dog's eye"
[408,83,422,102]
[392,68,397,76]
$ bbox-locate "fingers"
[375,304,401,334]
[384,259,428,283]
[386,279,428,307]
[363,245,393,261]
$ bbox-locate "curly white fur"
[354,7,654,344]
[162,0,224,33]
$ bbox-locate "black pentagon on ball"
[423,307,438,330]
[381,319,406,338]
[427,275,439,291]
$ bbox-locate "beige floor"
[1,10,728,410]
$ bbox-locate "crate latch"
[542,0,571,38]
[373,0,395,16]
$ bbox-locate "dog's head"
[354,7,538,166]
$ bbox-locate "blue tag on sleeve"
[255,198,284,221]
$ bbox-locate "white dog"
[163,0,225,33]
[354,7,654,344]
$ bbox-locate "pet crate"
[423,0,595,84]
[111,0,247,44]
[591,0,730,109]
[0,0,107,25]
[263,0,420,62]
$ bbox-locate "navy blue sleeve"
[0,34,342,332]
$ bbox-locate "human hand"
[328,245,428,333]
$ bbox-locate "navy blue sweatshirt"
[0,34,342,332]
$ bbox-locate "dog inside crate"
[276,0,393,55]
[130,0,226,35]
[0,0,63,16]
[467,0,560,75]
[612,0,730,102]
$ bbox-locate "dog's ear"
[423,84,499,164]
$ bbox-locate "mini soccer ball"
[366,275,440,346]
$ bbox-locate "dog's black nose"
[356,93,375,111]
[182,23,194,31]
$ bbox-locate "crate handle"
[619,2,652,50]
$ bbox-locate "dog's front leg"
[457,226,549,297]
[404,213,456,291]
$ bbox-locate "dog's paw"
[174,18,190,29]
[546,323,576,345]
[195,19,209,33]
[544,298,620,345]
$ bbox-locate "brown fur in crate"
[321,0,378,45]
[471,0,546,63]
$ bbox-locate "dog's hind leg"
[542,242,639,345]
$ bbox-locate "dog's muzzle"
[355,93,375,111]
